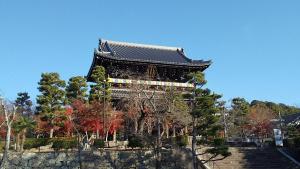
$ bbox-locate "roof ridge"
[101,39,181,51]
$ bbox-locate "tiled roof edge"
[95,50,211,67]
[100,38,182,51]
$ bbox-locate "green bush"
[176,135,188,147]
[93,139,105,148]
[24,138,49,149]
[51,138,77,150]
[128,135,144,148]
[213,138,225,146]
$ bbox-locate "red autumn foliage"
[247,104,276,138]
[71,100,124,136]
[106,110,124,134]
[59,107,74,137]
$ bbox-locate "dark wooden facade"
[87,39,211,98]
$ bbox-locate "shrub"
[176,135,188,147]
[24,138,49,149]
[128,135,144,148]
[93,139,105,148]
[51,138,77,150]
[213,138,225,146]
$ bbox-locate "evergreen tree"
[89,66,111,102]
[188,71,230,169]
[15,92,32,116]
[36,72,66,138]
[36,73,66,113]
[14,92,35,151]
[66,76,88,103]
[231,97,250,139]
[13,116,36,151]
[193,89,230,158]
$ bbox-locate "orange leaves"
[246,104,276,137]
[70,99,124,135]
[107,111,124,134]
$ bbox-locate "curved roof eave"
[94,50,212,68]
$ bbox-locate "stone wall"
[1,148,204,169]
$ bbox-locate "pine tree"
[231,97,250,139]
[89,66,111,102]
[66,76,88,103]
[14,92,35,151]
[188,71,230,169]
[36,72,66,138]
[15,92,32,116]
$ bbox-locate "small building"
[87,39,211,98]
[282,112,300,126]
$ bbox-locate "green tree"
[15,92,32,116]
[13,116,36,151]
[89,66,111,102]
[251,100,300,116]
[14,92,35,151]
[66,76,88,103]
[230,97,250,140]
[89,66,111,139]
[36,72,66,138]
[188,71,230,169]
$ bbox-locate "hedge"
[128,135,144,148]
[24,138,78,150]
[93,139,105,148]
[24,138,49,149]
[51,138,77,150]
[176,135,188,147]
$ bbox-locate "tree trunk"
[16,133,20,151]
[113,130,117,142]
[134,118,138,134]
[137,109,146,135]
[138,118,145,135]
[21,129,26,152]
[192,117,198,169]
[105,131,109,142]
[147,123,152,134]
[184,126,188,135]
[166,124,169,139]
[49,128,54,138]
[96,129,100,139]
[172,126,176,137]
[156,118,162,169]
[1,125,12,168]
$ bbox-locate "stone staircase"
[204,147,300,169]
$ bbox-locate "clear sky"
[0,0,299,106]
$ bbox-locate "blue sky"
[0,0,299,106]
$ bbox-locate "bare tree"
[0,98,16,168]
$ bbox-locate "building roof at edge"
[94,39,211,67]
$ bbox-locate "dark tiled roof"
[95,39,211,67]
[282,112,300,124]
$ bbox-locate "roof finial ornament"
[105,41,116,56]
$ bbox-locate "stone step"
[203,147,300,169]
